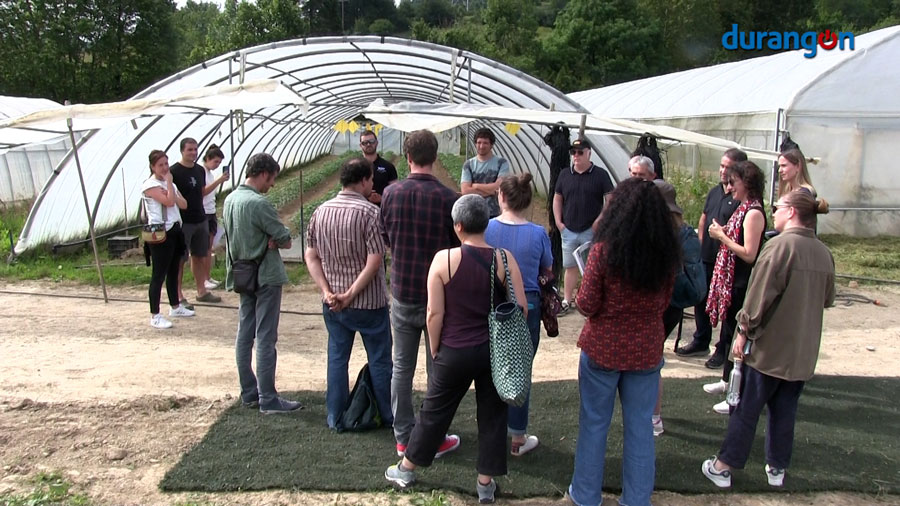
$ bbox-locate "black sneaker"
[241,398,259,408]
[260,397,303,414]
[705,353,726,369]
[676,340,710,357]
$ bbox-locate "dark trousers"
[719,364,805,469]
[691,261,716,347]
[716,284,748,382]
[405,340,508,477]
[148,224,184,314]
[663,304,683,340]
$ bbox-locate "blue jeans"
[323,304,394,429]
[508,291,541,435]
[389,297,434,445]
[235,284,282,406]
[569,352,661,506]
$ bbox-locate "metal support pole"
[579,114,587,139]
[67,116,109,303]
[771,108,783,205]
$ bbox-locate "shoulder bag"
[141,194,167,245]
[488,249,534,407]
[224,207,267,294]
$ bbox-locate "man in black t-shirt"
[360,129,397,206]
[170,138,221,306]
[552,138,615,314]
[676,148,745,358]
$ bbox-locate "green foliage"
[0,471,91,506]
[410,490,451,506]
[0,203,30,258]
[291,184,341,235]
[438,153,465,188]
[264,152,359,210]
[666,166,717,229]
[820,234,900,282]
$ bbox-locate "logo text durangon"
[722,24,855,59]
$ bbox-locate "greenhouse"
[569,24,900,236]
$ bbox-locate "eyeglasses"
[727,179,738,186]
[773,203,792,211]
[360,140,377,146]
[569,149,586,156]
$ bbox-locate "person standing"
[381,130,461,457]
[359,129,398,206]
[142,150,193,329]
[552,138,615,314]
[628,155,656,181]
[485,173,552,456]
[201,144,228,290]
[676,148,745,358]
[170,138,221,306]
[224,153,300,414]
[567,179,680,506]
[460,128,510,218]
[305,157,393,430]
[702,190,834,489]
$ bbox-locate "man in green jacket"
[224,153,301,415]
[702,190,834,489]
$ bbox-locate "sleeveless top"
[440,245,506,349]
[733,204,767,289]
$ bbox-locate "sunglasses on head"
[360,139,377,146]
[569,149,586,155]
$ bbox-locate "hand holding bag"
[488,249,534,407]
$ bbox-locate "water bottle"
[725,358,742,406]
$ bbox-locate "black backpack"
[632,133,664,180]
[336,364,382,433]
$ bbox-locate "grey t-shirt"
[461,155,510,217]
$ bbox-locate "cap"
[653,179,683,215]
[570,138,593,151]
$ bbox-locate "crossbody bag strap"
[142,186,167,228]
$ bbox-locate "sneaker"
[435,434,461,458]
[169,305,196,317]
[705,353,726,369]
[511,434,539,456]
[385,460,416,488]
[765,464,785,487]
[703,379,729,395]
[196,291,222,303]
[652,416,664,437]
[676,340,710,357]
[204,279,219,290]
[702,457,732,488]
[259,397,303,414]
[395,442,407,457]
[150,314,173,329]
[241,398,259,408]
[713,400,730,414]
[559,299,570,316]
[476,478,497,504]
[179,298,195,311]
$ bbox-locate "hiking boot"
[385,460,416,488]
[511,434,539,456]
[652,416,664,437]
[702,457,732,488]
[676,340,710,357]
[713,400,730,415]
[169,305,195,317]
[765,464,785,487]
[259,397,303,414]
[476,478,498,504]
[179,298,194,311]
[703,379,728,395]
[150,314,173,329]
[197,291,222,303]
[204,279,220,290]
[705,352,726,369]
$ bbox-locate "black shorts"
[181,221,210,257]
[207,214,218,236]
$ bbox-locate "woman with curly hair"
[567,178,680,506]
[703,161,767,414]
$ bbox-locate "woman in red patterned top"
[567,178,680,506]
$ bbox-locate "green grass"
[821,235,900,282]
[438,153,465,187]
[160,376,899,497]
[0,201,31,258]
[0,471,91,506]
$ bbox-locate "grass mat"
[160,376,899,497]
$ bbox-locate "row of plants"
[264,151,361,210]
[438,153,465,187]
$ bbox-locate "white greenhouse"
[570,25,900,236]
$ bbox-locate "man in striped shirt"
[305,157,393,430]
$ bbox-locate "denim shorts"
[561,228,593,269]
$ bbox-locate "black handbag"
[224,208,267,294]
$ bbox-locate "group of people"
[140,126,836,504]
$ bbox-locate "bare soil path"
[0,279,897,505]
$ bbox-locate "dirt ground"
[0,279,898,506]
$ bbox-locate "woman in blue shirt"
[485,173,553,457]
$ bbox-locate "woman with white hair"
[385,194,527,504]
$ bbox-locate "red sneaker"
[395,434,461,458]
[395,442,407,457]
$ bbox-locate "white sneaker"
[703,379,728,395]
[169,305,196,317]
[713,400,730,414]
[652,416,664,436]
[702,457,732,488]
[204,279,219,290]
[150,314,173,329]
[765,464,785,486]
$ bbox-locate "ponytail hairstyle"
[204,143,225,162]
[783,190,829,228]
[778,148,814,197]
[498,173,533,212]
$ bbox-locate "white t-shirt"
[141,177,182,231]
[203,169,217,215]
